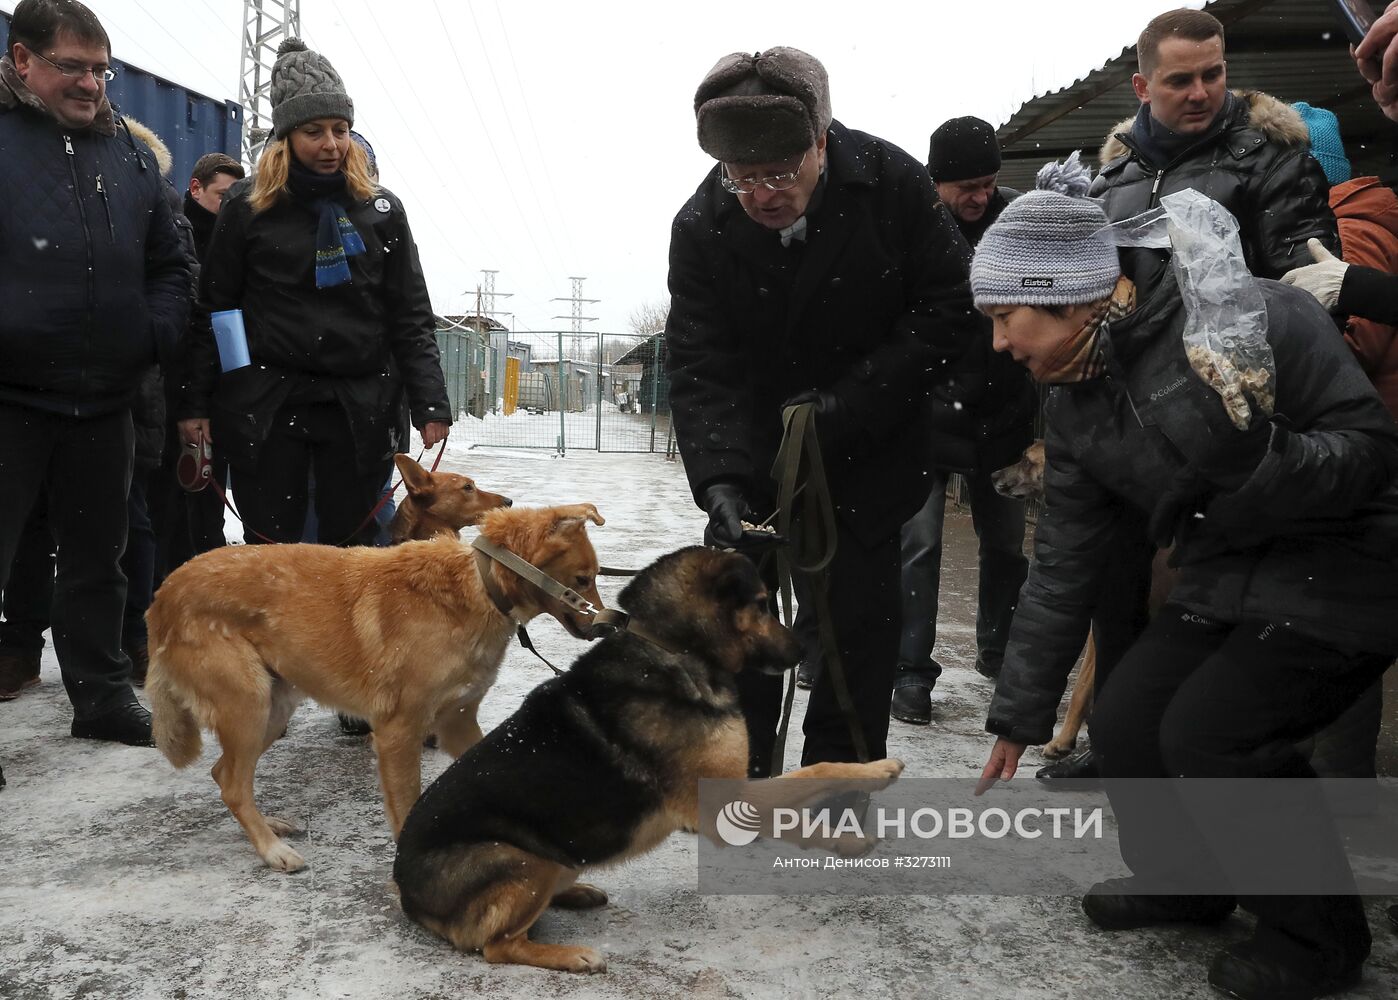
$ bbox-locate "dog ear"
[548,503,605,534]
[395,453,432,496]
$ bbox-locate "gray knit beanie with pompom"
[970,152,1120,308]
[270,38,354,139]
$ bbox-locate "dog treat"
[740,521,776,533]
[1185,344,1273,429]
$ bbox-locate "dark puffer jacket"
[1091,90,1338,281]
[184,177,451,473]
[665,121,983,544]
[985,271,1398,746]
[929,187,1037,474]
[0,58,190,417]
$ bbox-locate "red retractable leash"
[189,439,446,546]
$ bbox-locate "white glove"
[1279,238,1348,312]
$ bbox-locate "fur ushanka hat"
[693,47,831,163]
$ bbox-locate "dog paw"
[1042,739,1076,760]
[264,816,304,838]
[552,884,609,910]
[863,758,905,785]
[562,946,607,974]
[262,841,306,873]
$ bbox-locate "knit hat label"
[1021,277,1054,288]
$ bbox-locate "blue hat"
[350,130,377,176]
[1292,102,1350,185]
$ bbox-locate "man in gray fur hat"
[665,46,983,775]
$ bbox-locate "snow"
[2,442,1395,998]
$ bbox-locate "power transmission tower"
[551,276,599,361]
[239,0,301,167]
[478,269,514,329]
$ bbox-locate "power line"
[428,0,556,279]
[124,0,231,97]
[492,0,580,268]
[462,1,569,273]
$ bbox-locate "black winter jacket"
[664,121,984,543]
[0,60,191,417]
[929,187,1037,474]
[985,272,1398,746]
[185,178,451,473]
[1091,90,1338,282]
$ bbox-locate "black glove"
[700,482,784,554]
[783,389,859,453]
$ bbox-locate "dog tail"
[148,660,202,768]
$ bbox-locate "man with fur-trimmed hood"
[0,0,190,747]
[1092,8,1338,286]
[1037,7,1343,786]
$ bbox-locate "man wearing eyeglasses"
[0,0,190,748]
[665,47,982,775]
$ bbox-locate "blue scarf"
[288,160,366,289]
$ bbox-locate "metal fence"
[434,330,672,454]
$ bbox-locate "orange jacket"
[1332,176,1398,418]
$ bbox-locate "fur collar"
[123,116,172,175]
[0,54,116,136]
[1099,89,1310,165]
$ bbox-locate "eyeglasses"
[720,152,807,194]
[29,48,116,82]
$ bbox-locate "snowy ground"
[2,443,1395,999]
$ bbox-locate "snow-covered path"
[2,444,1394,999]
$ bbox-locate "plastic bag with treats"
[1100,189,1275,429]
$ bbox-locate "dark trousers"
[0,404,135,718]
[231,401,390,547]
[1092,606,1391,977]
[149,422,226,584]
[1089,506,1155,696]
[0,490,54,654]
[121,470,155,644]
[738,523,900,776]
[895,469,1028,686]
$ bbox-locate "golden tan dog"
[146,504,606,872]
[387,453,511,544]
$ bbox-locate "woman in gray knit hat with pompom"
[972,157,1398,999]
[178,39,450,547]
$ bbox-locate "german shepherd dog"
[393,546,905,973]
[146,504,607,872]
[992,441,1175,758]
[387,453,511,543]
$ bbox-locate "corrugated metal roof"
[995,0,1396,190]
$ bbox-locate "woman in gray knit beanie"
[974,154,1398,999]
[180,38,453,554]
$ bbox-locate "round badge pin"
[374,197,391,214]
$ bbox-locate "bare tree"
[628,297,670,338]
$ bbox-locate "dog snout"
[502,495,513,508]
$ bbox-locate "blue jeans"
[895,468,1027,689]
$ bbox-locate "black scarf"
[1129,91,1235,170]
[286,160,365,289]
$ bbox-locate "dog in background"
[992,441,1174,758]
[387,453,511,543]
[393,546,905,973]
[146,504,607,872]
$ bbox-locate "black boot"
[890,684,931,725]
[1207,939,1363,1000]
[1036,747,1100,786]
[1082,877,1235,931]
[71,701,155,747]
[337,713,372,736]
[795,659,819,690]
